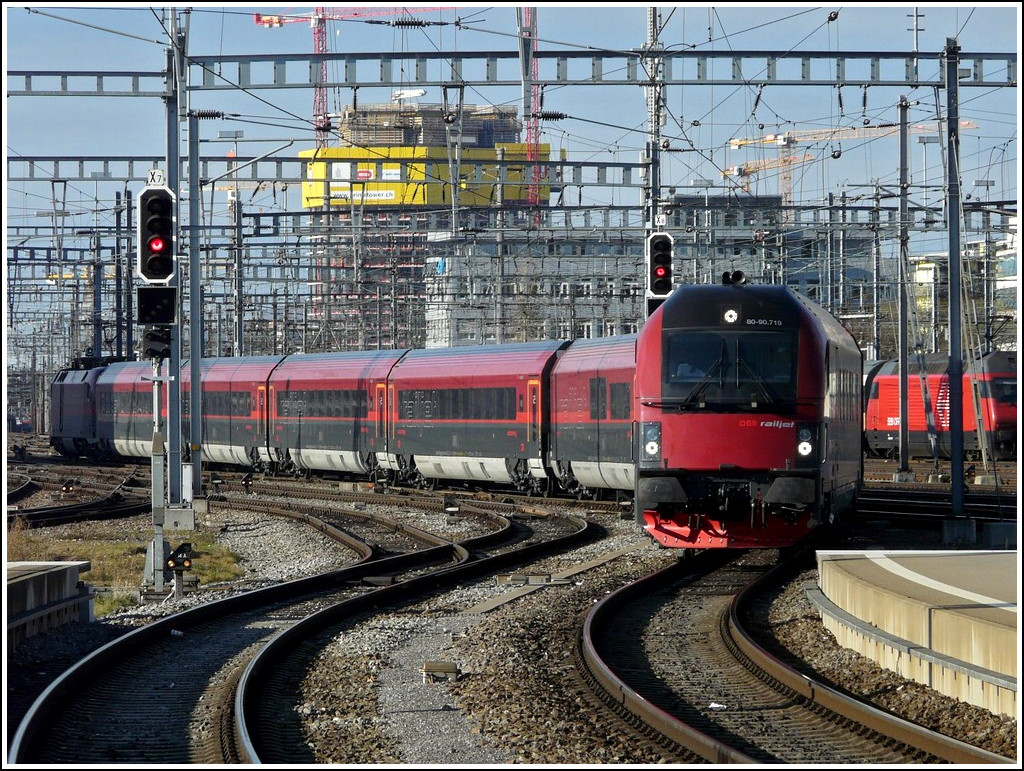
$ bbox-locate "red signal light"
[647,231,674,296]
[137,186,176,284]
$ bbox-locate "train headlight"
[641,422,662,463]
[795,423,816,463]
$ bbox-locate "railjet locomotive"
[634,274,863,548]
[50,276,862,549]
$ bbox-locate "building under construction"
[296,99,598,351]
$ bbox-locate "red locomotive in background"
[863,351,1016,462]
[50,276,863,550]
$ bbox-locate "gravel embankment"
[7,503,1017,763]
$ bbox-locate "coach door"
[375,383,387,452]
[256,385,269,462]
[527,380,541,444]
[267,384,277,443]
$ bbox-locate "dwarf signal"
[166,543,193,572]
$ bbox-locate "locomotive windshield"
[980,376,1017,406]
[661,329,798,409]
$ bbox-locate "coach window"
[589,378,607,419]
[609,382,631,419]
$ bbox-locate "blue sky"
[4,4,1021,253]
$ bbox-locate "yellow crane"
[728,120,978,218]
[728,120,978,150]
[721,153,813,192]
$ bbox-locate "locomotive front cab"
[974,352,1017,461]
[634,283,833,548]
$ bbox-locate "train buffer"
[420,661,461,683]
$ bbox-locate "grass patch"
[6,515,245,616]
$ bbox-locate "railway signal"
[136,286,178,325]
[136,186,177,284]
[166,543,193,572]
[646,232,674,295]
[141,325,172,360]
[645,231,674,316]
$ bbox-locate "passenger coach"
[381,341,568,494]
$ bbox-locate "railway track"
[854,486,1017,524]
[7,490,151,528]
[8,450,1016,762]
[9,494,593,765]
[863,457,1017,489]
[579,545,1013,764]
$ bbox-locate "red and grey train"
[863,351,1016,461]
[49,277,863,549]
[634,276,863,547]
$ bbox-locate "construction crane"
[728,120,978,150]
[721,153,813,192]
[517,7,541,212]
[254,7,452,149]
[728,120,978,216]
